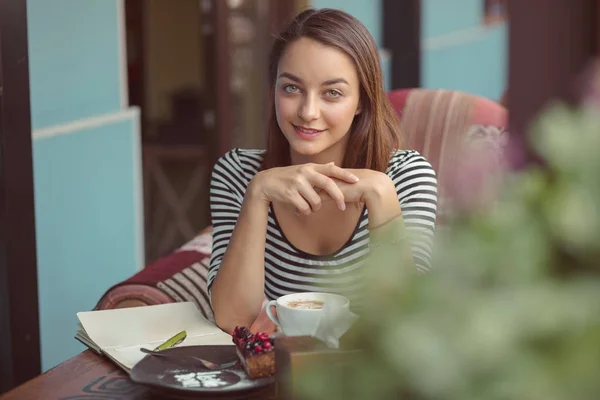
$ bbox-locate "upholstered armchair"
[388,89,508,221]
[95,89,508,316]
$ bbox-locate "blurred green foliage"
[297,102,600,400]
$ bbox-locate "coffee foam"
[284,299,324,310]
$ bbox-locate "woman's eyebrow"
[278,72,303,82]
[278,72,349,86]
[321,78,349,86]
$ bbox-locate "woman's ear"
[355,103,362,115]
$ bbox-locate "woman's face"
[275,37,361,165]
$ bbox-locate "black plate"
[129,345,275,396]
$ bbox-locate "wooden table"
[0,337,351,400]
[0,350,276,400]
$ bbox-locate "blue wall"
[310,0,390,89]
[27,0,123,129]
[27,0,143,371]
[313,0,507,100]
[421,0,507,101]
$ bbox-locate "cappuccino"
[285,299,324,310]
[266,292,350,336]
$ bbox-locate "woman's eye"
[325,90,342,99]
[284,85,300,93]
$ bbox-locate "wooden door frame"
[206,0,301,161]
[382,0,421,89]
[214,0,233,158]
[0,0,41,393]
[199,0,233,165]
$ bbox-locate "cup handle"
[265,300,280,327]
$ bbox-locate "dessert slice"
[232,326,275,379]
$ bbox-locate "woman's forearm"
[210,184,270,334]
[363,175,402,229]
[364,176,414,267]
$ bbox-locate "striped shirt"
[208,148,438,305]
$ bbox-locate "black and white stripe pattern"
[157,257,215,322]
[208,149,437,306]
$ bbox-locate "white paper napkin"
[312,301,359,348]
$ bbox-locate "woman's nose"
[298,94,320,121]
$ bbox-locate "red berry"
[263,342,272,350]
[254,345,262,353]
[257,332,269,341]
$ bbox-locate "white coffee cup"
[265,292,350,337]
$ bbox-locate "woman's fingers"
[267,163,360,213]
[308,173,346,211]
[289,191,312,215]
[314,163,360,184]
[297,181,323,212]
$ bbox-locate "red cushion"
[121,250,209,287]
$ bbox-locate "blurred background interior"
[1,0,598,393]
[131,0,507,263]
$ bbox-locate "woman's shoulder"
[387,149,436,175]
[386,149,438,202]
[213,148,266,174]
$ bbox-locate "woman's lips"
[293,124,325,139]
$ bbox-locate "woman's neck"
[289,139,347,166]
[290,152,343,166]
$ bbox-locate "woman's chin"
[289,142,325,157]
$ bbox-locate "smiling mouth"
[293,125,325,134]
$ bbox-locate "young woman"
[208,8,437,334]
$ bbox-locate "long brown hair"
[262,8,403,172]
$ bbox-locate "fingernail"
[339,202,346,211]
[350,175,359,182]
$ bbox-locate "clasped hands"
[249,162,396,215]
